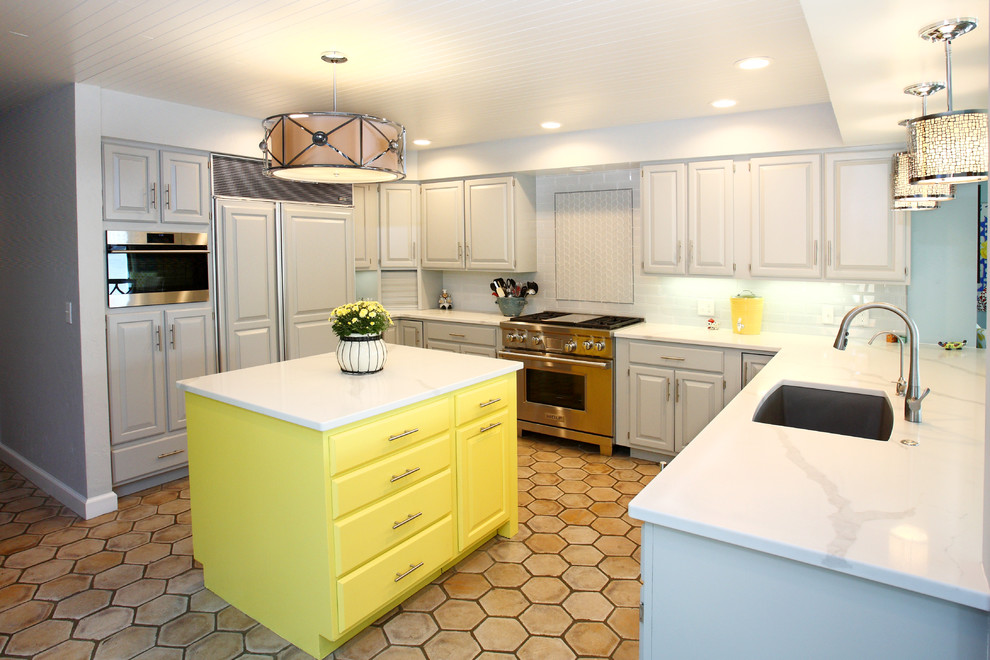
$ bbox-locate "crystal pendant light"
[906,18,988,185]
[261,52,406,183]
[892,82,953,209]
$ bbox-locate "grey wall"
[907,183,981,345]
[0,85,88,494]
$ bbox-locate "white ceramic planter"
[335,333,387,375]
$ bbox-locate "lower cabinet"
[185,373,517,659]
[617,340,724,457]
[742,352,774,387]
[396,319,424,347]
[425,321,498,358]
[107,304,216,485]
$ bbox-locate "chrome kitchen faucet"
[834,303,930,423]
[868,330,907,396]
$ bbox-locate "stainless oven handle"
[497,350,612,370]
[107,249,210,254]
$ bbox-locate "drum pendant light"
[892,82,953,209]
[261,52,406,183]
[906,19,988,185]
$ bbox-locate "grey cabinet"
[103,141,210,225]
[379,183,420,268]
[396,319,425,347]
[107,304,215,485]
[352,184,380,270]
[618,339,724,457]
[216,199,354,370]
[741,352,773,387]
[425,321,498,358]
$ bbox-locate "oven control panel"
[500,326,613,358]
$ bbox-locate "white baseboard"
[0,442,117,520]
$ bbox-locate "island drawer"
[335,515,454,635]
[333,470,453,575]
[330,397,450,474]
[628,341,724,373]
[454,378,510,425]
[330,434,451,518]
[426,322,497,346]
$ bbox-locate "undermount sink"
[753,383,894,441]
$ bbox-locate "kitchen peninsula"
[177,345,520,658]
[628,334,989,658]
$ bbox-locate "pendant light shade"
[907,19,988,185]
[892,197,940,211]
[261,53,406,184]
[892,152,953,206]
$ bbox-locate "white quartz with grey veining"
[177,344,519,432]
[626,325,988,610]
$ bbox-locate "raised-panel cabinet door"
[397,320,423,347]
[642,164,687,274]
[465,178,514,271]
[217,200,279,371]
[825,151,907,282]
[460,344,497,359]
[456,410,511,550]
[750,154,822,278]
[165,306,216,432]
[426,339,462,354]
[688,160,734,276]
[675,371,723,452]
[352,184,379,270]
[160,151,211,225]
[628,365,676,454]
[282,204,354,360]
[379,183,420,268]
[107,311,168,445]
[421,181,465,269]
[741,353,772,387]
[103,143,160,222]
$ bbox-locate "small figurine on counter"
[937,339,967,350]
[707,318,719,330]
[438,289,453,310]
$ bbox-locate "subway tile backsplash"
[440,169,906,338]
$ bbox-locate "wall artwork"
[978,199,987,348]
[554,189,634,304]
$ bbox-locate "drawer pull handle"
[660,356,686,361]
[448,333,466,338]
[394,561,424,582]
[392,512,423,529]
[157,449,185,459]
[390,467,421,483]
[479,398,502,408]
[388,428,419,442]
[480,422,502,433]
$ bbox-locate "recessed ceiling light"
[541,121,561,129]
[735,57,771,70]
[711,99,737,109]
[412,139,431,146]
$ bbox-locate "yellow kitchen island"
[177,345,521,659]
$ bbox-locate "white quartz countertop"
[628,331,989,610]
[391,309,507,326]
[177,345,520,432]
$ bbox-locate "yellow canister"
[731,290,763,335]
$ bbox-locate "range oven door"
[497,349,613,437]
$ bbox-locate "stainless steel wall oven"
[106,231,210,308]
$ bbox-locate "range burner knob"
[508,332,524,343]
[563,339,577,353]
[531,335,544,346]
[583,339,594,350]
[594,340,607,351]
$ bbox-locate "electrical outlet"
[697,299,715,316]
[65,302,73,324]
[821,305,834,324]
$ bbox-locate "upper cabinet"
[420,176,536,272]
[379,183,420,268]
[824,150,908,282]
[642,160,733,276]
[352,184,380,270]
[103,141,210,225]
[749,154,822,279]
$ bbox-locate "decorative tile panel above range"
[554,189,634,304]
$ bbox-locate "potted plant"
[330,301,393,374]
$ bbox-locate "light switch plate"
[697,299,715,316]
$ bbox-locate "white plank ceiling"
[0,0,986,149]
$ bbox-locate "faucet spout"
[833,303,929,423]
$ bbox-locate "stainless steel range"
[497,312,644,455]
